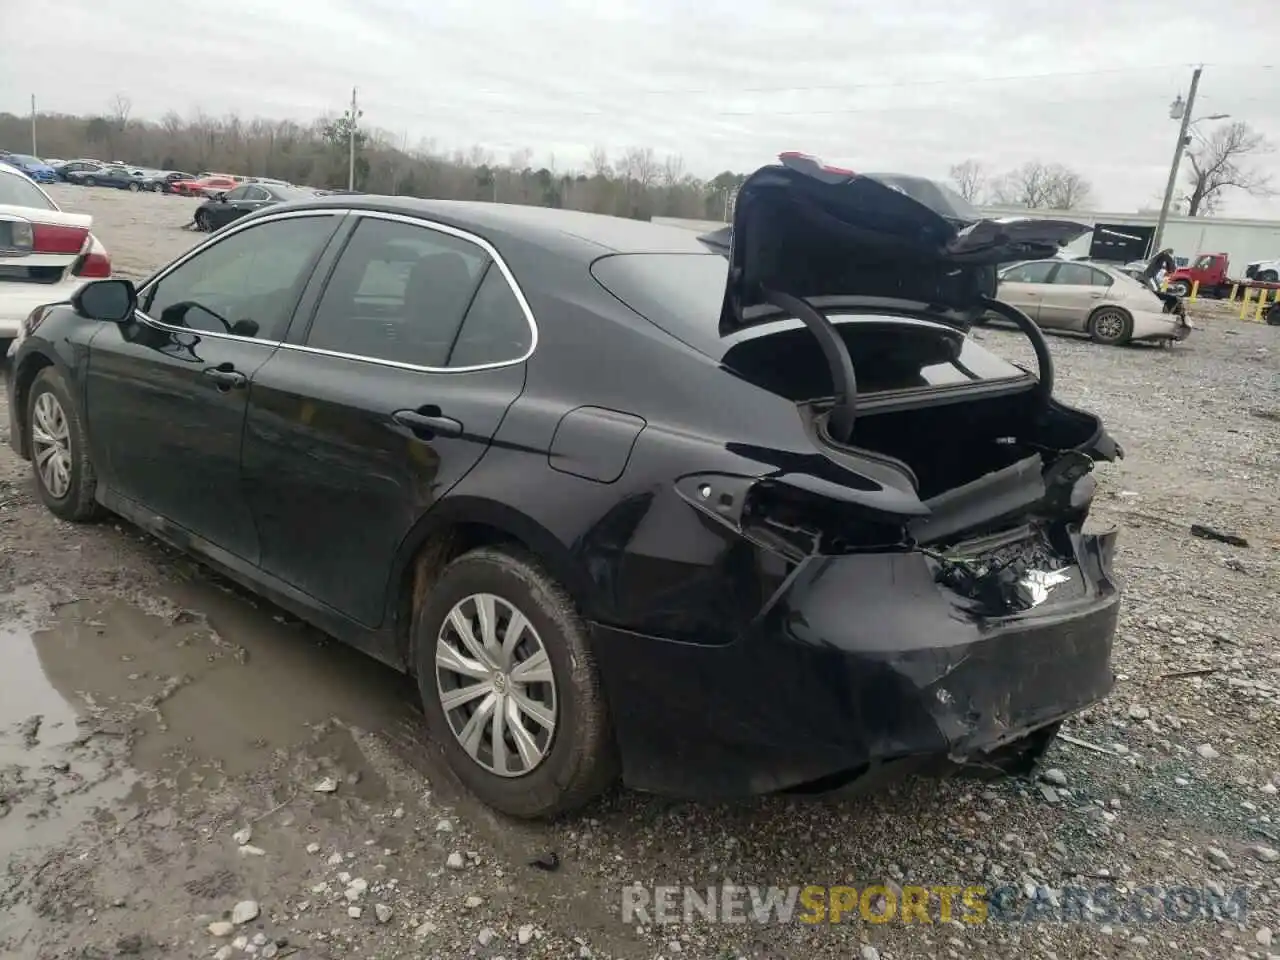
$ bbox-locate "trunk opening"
[814,389,1103,502]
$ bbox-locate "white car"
[0,164,111,354]
[1244,258,1280,283]
[992,259,1191,346]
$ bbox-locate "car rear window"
[0,173,55,210]
[591,252,1029,400]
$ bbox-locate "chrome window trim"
[133,207,539,374]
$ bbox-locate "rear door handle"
[202,363,247,390]
[393,408,463,438]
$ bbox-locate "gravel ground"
[1,185,1278,960]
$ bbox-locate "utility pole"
[1153,65,1201,255]
[30,94,37,156]
[347,86,359,191]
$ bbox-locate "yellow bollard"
[1160,277,1169,291]
[1239,288,1253,319]
[1255,288,1271,323]
[1229,283,1239,301]
[1190,280,1200,302]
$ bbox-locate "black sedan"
[64,163,142,190]
[194,182,319,231]
[6,154,1123,818]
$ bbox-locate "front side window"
[1001,261,1056,284]
[141,215,339,341]
[305,217,489,367]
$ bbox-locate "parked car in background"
[137,170,196,193]
[1,153,59,183]
[1244,257,1280,283]
[193,182,320,231]
[53,159,104,181]
[0,163,111,354]
[170,174,240,198]
[4,155,1128,819]
[992,259,1191,345]
[64,164,143,190]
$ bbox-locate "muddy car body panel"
[7,158,1124,813]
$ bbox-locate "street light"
[1152,68,1229,252]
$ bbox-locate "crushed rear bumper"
[593,527,1120,799]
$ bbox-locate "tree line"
[4,98,1270,219]
[949,120,1272,215]
[0,98,745,222]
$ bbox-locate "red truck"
[1164,253,1280,299]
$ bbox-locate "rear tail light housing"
[33,223,91,254]
[73,236,112,278]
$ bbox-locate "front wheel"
[83,176,96,186]
[27,367,101,522]
[194,210,211,231]
[414,547,618,819]
[1167,280,1190,297]
[1088,306,1132,346]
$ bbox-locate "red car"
[170,174,239,198]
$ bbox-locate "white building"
[653,208,1280,271]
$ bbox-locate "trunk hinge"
[761,287,858,443]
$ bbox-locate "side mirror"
[71,279,136,323]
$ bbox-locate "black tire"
[195,209,211,232]
[83,176,96,186]
[1167,280,1190,297]
[127,181,140,192]
[1088,306,1132,346]
[27,367,101,522]
[1266,303,1280,327]
[1258,270,1278,283]
[414,546,617,819]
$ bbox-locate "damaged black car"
[7,152,1122,819]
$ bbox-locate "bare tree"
[109,94,132,128]
[1182,121,1273,216]
[620,146,659,188]
[589,146,611,178]
[661,154,686,188]
[948,159,987,203]
[1043,168,1092,211]
[989,161,1093,210]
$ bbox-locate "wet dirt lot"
[2,185,1278,960]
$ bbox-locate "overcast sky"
[3,0,1278,218]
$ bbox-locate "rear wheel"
[1167,280,1190,297]
[27,367,101,522]
[1088,306,1132,346]
[127,181,140,192]
[414,547,617,819]
[83,176,96,186]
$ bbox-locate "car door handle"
[202,364,247,390]
[393,408,463,438]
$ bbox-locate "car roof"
[269,195,716,259]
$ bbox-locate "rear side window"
[1053,263,1107,286]
[1001,261,1055,283]
[305,217,489,368]
[0,173,54,210]
[447,263,533,368]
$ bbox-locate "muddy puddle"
[1,577,428,859]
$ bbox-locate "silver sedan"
[992,259,1192,345]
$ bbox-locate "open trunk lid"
[706,153,1091,336]
[0,204,93,285]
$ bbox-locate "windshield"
[0,172,56,210]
